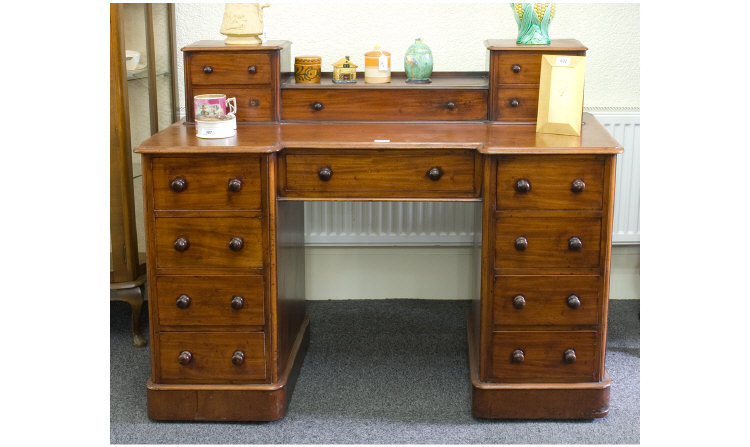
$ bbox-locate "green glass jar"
[404,38,433,84]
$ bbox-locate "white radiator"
[589,108,640,244]
[304,109,640,246]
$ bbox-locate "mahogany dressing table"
[135,39,623,421]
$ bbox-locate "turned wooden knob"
[229,237,244,251]
[571,178,586,193]
[176,294,191,309]
[511,64,522,73]
[515,178,531,193]
[512,349,525,363]
[247,65,257,74]
[249,99,260,107]
[232,350,245,366]
[173,237,190,252]
[318,166,333,181]
[514,236,528,251]
[568,236,583,251]
[203,65,213,74]
[445,101,456,110]
[231,296,244,310]
[564,349,577,364]
[178,351,193,365]
[567,294,581,309]
[512,295,526,309]
[312,102,324,111]
[509,98,520,108]
[427,167,444,181]
[170,177,187,192]
[228,178,243,192]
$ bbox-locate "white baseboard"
[305,245,639,300]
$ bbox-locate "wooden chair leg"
[114,285,148,347]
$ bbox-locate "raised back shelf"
[281,72,488,89]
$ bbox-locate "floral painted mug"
[194,94,237,119]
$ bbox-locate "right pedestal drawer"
[493,275,601,327]
[491,331,599,383]
[496,155,605,210]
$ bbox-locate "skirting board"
[305,245,639,300]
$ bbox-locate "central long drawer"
[278,149,481,199]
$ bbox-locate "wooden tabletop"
[181,40,292,52]
[484,39,587,51]
[135,113,622,155]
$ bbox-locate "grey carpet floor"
[111,299,640,444]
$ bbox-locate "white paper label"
[379,55,389,71]
[374,139,390,143]
[556,56,571,66]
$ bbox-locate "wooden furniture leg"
[111,274,148,347]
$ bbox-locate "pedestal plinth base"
[147,316,309,421]
[467,314,610,419]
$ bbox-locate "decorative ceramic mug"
[194,94,237,120]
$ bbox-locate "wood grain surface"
[279,149,480,198]
[493,275,601,328]
[154,217,263,269]
[189,53,272,85]
[158,331,266,383]
[490,330,598,382]
[496,155,605,210]
[134,114,622,155]
[155,275,265,328]
[152,155,262,211]
[281,89,488,121]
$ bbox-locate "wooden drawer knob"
[249,99,260,108]
[318,166,333,181]
[515,178,531,193]
[563,349,577,364]
[511,64,522,73]
[312,102,324,111]
[509,98,520,108]
[445,101,456,110]
[427,167,444,181]
[512,349,525,363]
[228,178,243,192]
[178,351,193,365]
[231,295,244,310]
[175,294,191,309]
[229,237,244,252]
[203,65,213,74]
[512,295,526,309]
[232,350,245,366]
[571,178,586,193]
[173,237,190,252]
[514,236,528,251]
[247,65,257,74]
[567,294,581,309]
[568,236,583,251]
[170,177,187,192]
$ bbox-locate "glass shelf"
[127,68,171,81]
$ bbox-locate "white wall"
[171,2,640,300]
[174,1,640,116]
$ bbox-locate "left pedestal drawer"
[155,217,263,269]
[152,156,262,211]
[156,275,264,328]
[157,332,267,383]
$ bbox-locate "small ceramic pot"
[295,56,322,83]
[364,46,390,84]
[195,115,237,139]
